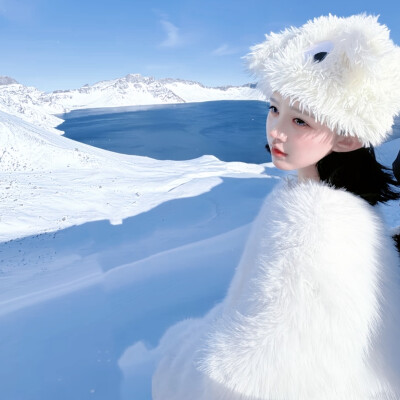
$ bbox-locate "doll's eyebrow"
[269,96,279,105]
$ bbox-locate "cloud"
[212,44,241,56]
[160,19,181,48]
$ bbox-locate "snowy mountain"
[42,74,265,112]
[43,74,186,111]
[0,76,18,85]
[0,83,64,134]
[161,78,262,103]
[0,74,265,134]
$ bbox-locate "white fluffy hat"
[246,14,400,146]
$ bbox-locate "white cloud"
[212,44,240,56]
[160,20,181,48]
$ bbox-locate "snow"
[162,80,265,103]
[0,96,398,399]
[0,110,272,242]
[0,83,64,134]
[0,76,19,85]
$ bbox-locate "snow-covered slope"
[0,109,268,242]
[0,83,64,134]
[0,74,265,134]
[0,105,275,400]
[161,78,265,103]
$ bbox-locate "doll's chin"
[271,159,294,171]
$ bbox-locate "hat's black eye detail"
[313,52,328,63]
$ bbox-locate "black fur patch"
[313,52,328,62]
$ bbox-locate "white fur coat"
[152,179,400,399]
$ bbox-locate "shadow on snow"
[0,176,278,400]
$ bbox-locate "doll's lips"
[271,147,287,157]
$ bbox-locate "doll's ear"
[332,135,363,152]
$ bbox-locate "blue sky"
[1,0,399,92]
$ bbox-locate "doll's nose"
[269,128,287,141]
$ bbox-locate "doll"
[152,14,400,399]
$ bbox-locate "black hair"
[393,151,400,253]
[265,144,399,205]
[394,232,400,254]
[316,147,400,206]
[265,144,400,252]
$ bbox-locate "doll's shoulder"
[262,178,382,243]
[268,178,376,216]
[271,177,369,207]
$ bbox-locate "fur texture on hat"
[246,14,400,146]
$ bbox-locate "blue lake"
[58,100,400,165]
[58,100,272,164]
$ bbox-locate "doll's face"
[267,92,337,180]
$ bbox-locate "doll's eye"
[268,105,278,113]
[294,118,308,126]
